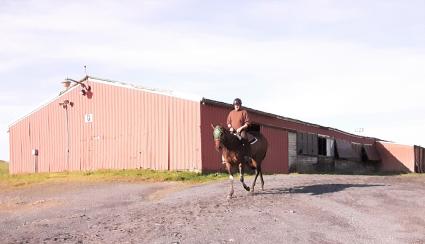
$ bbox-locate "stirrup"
[249,138,258,144]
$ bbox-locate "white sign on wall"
[84,113,93,123]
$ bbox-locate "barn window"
[297,132,318,156]
[318,136,327,156]
[335,139,356,160]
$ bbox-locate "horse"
[212,124,268,198]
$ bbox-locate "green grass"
[0,160,8,178]
[0,160,228,189]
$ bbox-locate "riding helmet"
[233,98,242,105]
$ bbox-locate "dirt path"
[0,175,424,244]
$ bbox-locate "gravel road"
[0,174,424,244]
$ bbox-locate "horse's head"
[212,124,226,151]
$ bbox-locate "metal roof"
[87,76,202,102]
[201,98,380,141]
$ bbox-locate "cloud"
[0,0,424,159]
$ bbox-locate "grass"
[0,160,8,178]
[0,160,228,189]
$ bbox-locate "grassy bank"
[0,161,227,189]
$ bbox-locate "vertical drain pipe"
[65,106,70,171]
[59,99,73,172]
[167,105,170,171]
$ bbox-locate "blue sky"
[1,0,424,160]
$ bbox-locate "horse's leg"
[258,164,265,191]
[239,163,250,192]
[249,159,260,194]
[224,162,234,198]
[250,167,260,194]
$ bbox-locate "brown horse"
[212,124,268,198]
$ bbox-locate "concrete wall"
[316,156,335,172]
[334,160,377,174]
[294,155,318,173]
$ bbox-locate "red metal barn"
[8,76,420,174]
[200,100,379,174]
[9,77,202,174]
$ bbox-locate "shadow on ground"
[260,184,385,196]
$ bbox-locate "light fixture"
[62,80,71,88]
[59,99,74,109]
[64,78,92,96]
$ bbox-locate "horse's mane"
[220,127,244,151]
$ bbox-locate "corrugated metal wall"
[10,80,388,175]
[200,101,379,174]
[261,126,288,173]
[9,95,69,174]
[200,103,228,172]
[376,141,415,173]
[9,79,202,174]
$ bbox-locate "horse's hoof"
[244,186,250,192]
[227,190,234,199]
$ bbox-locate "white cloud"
[0,0,424,159]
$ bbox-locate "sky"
[0,0,424,161]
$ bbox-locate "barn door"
[414,145,425,173]
[288,132,297,172]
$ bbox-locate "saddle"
[234,123,261,145]
[246,133,258,145]
[232,132,258,145]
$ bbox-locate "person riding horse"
[227,98,249,140]
[227,98,251,162]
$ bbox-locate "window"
[297,132,318,156]
[318,136,327,156]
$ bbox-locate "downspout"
[167,105,170,171]
[65,106,70,171]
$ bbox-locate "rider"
[227,98,250,143]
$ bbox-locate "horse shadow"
[258,183,385,196]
